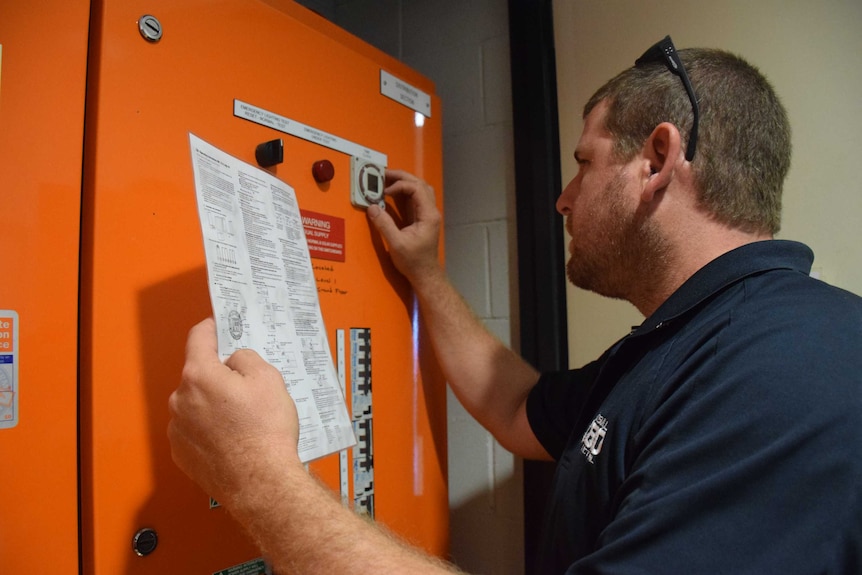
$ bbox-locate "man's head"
[584,45,791,235]
[557,98,674,311]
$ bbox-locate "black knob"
[255,139,284,167]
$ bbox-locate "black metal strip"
[507,1,569,572]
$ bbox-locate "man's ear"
[641,122,682,203]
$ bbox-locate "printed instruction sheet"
[190,133,355,462]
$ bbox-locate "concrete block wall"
[293,1,524,572]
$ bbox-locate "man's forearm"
[228,459,461,575]
[410,266,544,456]
[365,171,549,459]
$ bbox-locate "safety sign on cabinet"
[0,310,18,429]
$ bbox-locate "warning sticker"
[0,311,19,430]
[301,210,345,262]
[212,557,269,575]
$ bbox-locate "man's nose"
[556,179,576,216]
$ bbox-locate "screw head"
[132,528,159,557]
[138,15,163,42]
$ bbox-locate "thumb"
[366,204,399,246]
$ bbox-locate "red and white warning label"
[301,210,345,263]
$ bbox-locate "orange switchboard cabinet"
[0,2,90,573]
[79,0,446,573]
[5,0,447,573]
[80,0,447,573]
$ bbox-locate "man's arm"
[168,319,462,575]
[367,170,551,460]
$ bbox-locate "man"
[168,38,862,573]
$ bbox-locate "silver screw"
[138,15,163,42]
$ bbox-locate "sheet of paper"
[189,133,355,462]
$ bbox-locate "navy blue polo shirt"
[527,240,862,574]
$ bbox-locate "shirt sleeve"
[526,359,602,461]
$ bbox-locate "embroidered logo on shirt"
[581,414,608,464]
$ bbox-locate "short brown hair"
[584,48,791,235]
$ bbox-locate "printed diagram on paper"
[190,134,355,462]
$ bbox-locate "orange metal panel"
[81,1,446,573]
[0,2,89,572]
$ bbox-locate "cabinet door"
[81,1,447,573]
[0,2,89,573]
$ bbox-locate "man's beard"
[565,172,669,303]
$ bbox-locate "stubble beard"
[565,172,669,304]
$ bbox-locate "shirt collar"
[632,240,814,336]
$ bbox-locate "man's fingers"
[384,168,421,186]
[366,203,400,245]
[184,317,220,367]
[180,317,227,395]
[384,169,433,201]
[224,347,271,378]
[184,318,275,381]
[383,170,439,227]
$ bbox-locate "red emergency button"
[312,159,335,183]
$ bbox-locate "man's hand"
[167,318,301,507]
[366,169,442,283]
[169,320,464,575]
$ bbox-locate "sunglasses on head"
[635,35,699,162]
